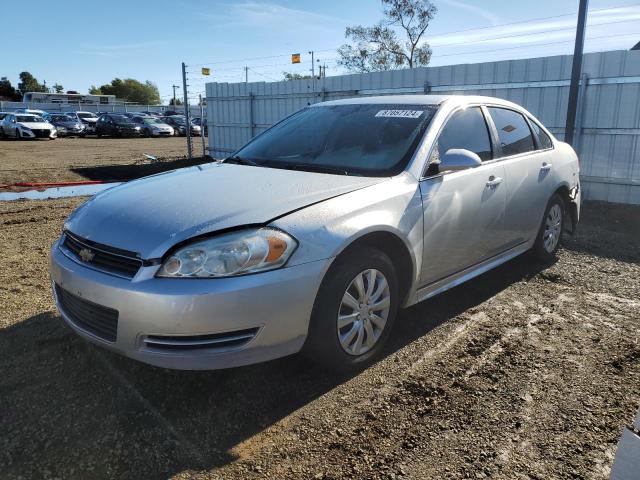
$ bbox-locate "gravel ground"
[0,136,207,185]
[0,199,638,480]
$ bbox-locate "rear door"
[486,107,553,246]
[419,106,509,285]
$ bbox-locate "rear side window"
[529,120,553,150]
[435,107,492,161]
[488,107,535,157]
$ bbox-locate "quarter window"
[488,107,535,157]
[432,107,493,163]
[529,119,553,150]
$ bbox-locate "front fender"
[271,173,424,290]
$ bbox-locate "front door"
[419,106,509,286]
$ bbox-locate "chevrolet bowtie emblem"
[78,248,95,262]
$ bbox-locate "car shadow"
[70,156,213,183]
[0,254,550,479]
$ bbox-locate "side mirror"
[440,148,482,172]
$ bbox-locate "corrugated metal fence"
[206,49,640,204]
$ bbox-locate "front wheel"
[533,193,565,261]
[303,247,399,372]
[15,128,21,140]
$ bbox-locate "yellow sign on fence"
[291,54,301,64]
[201,67,211,76]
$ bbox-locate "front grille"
[142,328,259,352]
[61,232,142,279]
[55,285,119,342]
[31,129,50,138]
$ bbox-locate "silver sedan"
[50,95,580,371]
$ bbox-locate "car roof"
[316,94,524,110]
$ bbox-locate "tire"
[532,193,565,262]
[0,127,5,140]
[15,128,21,140]
[144,128,151,138]
[303,247,400,372]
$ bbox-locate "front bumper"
[21,128,56,139]
[50,241,328,370]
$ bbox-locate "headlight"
[157,228,297,278]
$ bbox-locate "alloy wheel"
[337,269,391,356]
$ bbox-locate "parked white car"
[0,113,57,139]
[130,115,175,137]
[65,111,99,133]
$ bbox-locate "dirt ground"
[0,136,208,185]
[0,199,638,480]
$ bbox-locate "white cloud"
[439,0,501,26]
[201,1,341,31]
[427,5,640,48]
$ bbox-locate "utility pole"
[181,62,192,160]
[244,67,249,83]
[308,50,315,77]
[309,50,315,96]
[565,0,589,146]
[199,93,206,159]
[172,84,180,109]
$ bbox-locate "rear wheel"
[303,247,399,372]
[533,193,565,261]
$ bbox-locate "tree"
[18,71,48,93]
[169,97,183,106]
[282,72,314,81]
[0,78,22,100]
[89,78,161,104]
[337,0,437,73]
[53,83,64,93]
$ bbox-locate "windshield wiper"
[272,163,349,176]
[223,155,259,167]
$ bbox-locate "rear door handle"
[540,162,552,171]
[486,176,503,188]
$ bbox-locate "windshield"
[170,116,186,125]
[51,115,73,122]
[111,115,131,124]
[234,104,437,176]
[77,112,97,119]
[17,115,44,123]
[143,118,161,125]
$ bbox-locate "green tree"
[169,97,183,106]
[18,71,48,93]
[90,78,161,104]
[52,83,64,93]
[0,78,22,100]
[338,0,437,73]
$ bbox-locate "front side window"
[488,107,535,157]
[529,119,553,150]
[235,104,438,176]
[432,106,492,164]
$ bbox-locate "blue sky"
[2,0,639,104]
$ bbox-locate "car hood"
[80,118,98,124]
[65,163,384,259]
[18,122,52,129]
[57,121,83,128]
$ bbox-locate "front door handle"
[486,176,503,188]
[540,162,552,171]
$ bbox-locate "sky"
[2,0,639,104]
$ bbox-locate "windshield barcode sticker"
[375,110,424,119]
